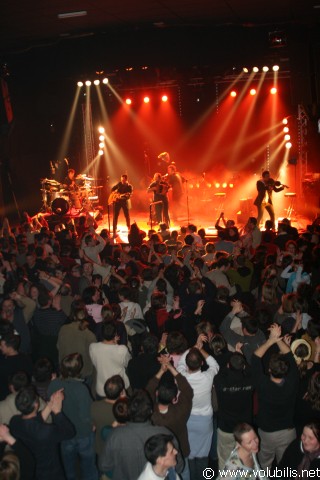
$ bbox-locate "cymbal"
[83,176,94,181]
[43,179,60,185]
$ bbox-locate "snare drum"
[51,197,70,215]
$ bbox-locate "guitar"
[108,191,131,205]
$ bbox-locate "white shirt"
[89,342,131,394]
[138,462,179,480]
[177,351,219,416]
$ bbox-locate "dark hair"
[0,331,21,351]
[144,433,175,465]
[82,286,98,305]
[229,352,246,371]
[102,321,117,341]
[241,316,258,335]
[233,423,255,443]
[60,353,83,378]
[216,257,230,269]
[128,390,153,423]
[262,171,270,178]
[33,357,55,383]
[104,375,125,399]
[269,353,290,378]
[113,396,130,424]
[118,285,131,300]
[184,234,194,246]
[166,332,188,355]
[186,348,203,371]
[15,385,39,415]
[209,334,227,356]
[9,371,30,392]
[151,292,167,310]
[37,290,51,308]
[157,379,178,405]
[306,372,320,410]
[101,304,115,321]
[142,334,159,355]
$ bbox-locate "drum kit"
[40,175,102,215]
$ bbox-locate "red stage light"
[215,182,220,189]
[270,87,277,94]
[249,88,257,96]
[143,96,150,104]
[230,91,237,98]
[125,98,132,105]
[161,95,168,102]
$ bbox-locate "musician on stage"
[254,170,285,228]
[147,172,170,226]
[164,164,184,222]
[110,174,133,234]
[63,169,78,191]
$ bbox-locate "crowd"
[0,210,320,480]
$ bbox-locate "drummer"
[63,169,78,191]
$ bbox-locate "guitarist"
[110,174,133,234]
[147,172,170,226]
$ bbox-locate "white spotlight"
[94,80,100,86]
[85,80,91,86]
[262,66,269,72]
[77,81,83,87]
[102,78,109,84]
[98,127,105,134]
[273,65,280,72]
[252,67,259,73]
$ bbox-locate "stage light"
[272,65,280,71]
[77,81,83,87]
[270,87,277,94]
[285,142,292,149]
[250,89,257,96]
[215,182,220,189]
[262,66,269,72]
[222,182,227,189]
[94,80,100,86]
[283,127,289,133]
[125,98,132,105]
[85,81,91,86]
[229,183,234,188]
[102,78,109,84]
[196,183,200,188]
[284,134,291,141]
[230,90,237,97]
[98,149,104,156]
[252,67,259,73]
[189,184,194,189]
[282,118,288,125]
[206,183,212,188]
[98,126,105,134]
[99,142,104,148]
[99,135,104,141]
[161,95,168,102]
[143,96,150,104]
[243,67,249,73]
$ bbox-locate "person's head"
[285,240,297,256]
[215,285,229,302]
[241,316,258,336]
[104,374,125,400]
[60,353,83,378]
[261,280,278,304]
[301,422,320,453]
[118,285,131,301]
[216,256,230,270]
[121,174,128,184]
[229,352,246,371]
[129,390,153,423]
[166,332,188,355]
[233,423,259,454]
[268,353,290,379]
[209,334,227,356]
[144,434,177,469]
[82,262,93,277]
[168,165,176,174]
[102,321,117,341]
[0,453,20,480]
[205,242,215,254]
[306,372,320,410]
[142,334,159,355]
[67,168,75,179]
[157,379,178,406]
[186,347,204,372]
[262,171,270,181]
[15,385,39,415]
[8,371,29,394]
[82,286,100,305]
[0,331,21,355]
[281,293,296,314]
[33,357,55,383]
[196,321,214,341]
[1,299,15,319]
[113,396,130,424]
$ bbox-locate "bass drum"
[51,197,70,215]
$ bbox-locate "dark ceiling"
[1,0,320,55]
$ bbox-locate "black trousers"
[155,196,170,226]
[256,202,275,227]
[113,200,130,233]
